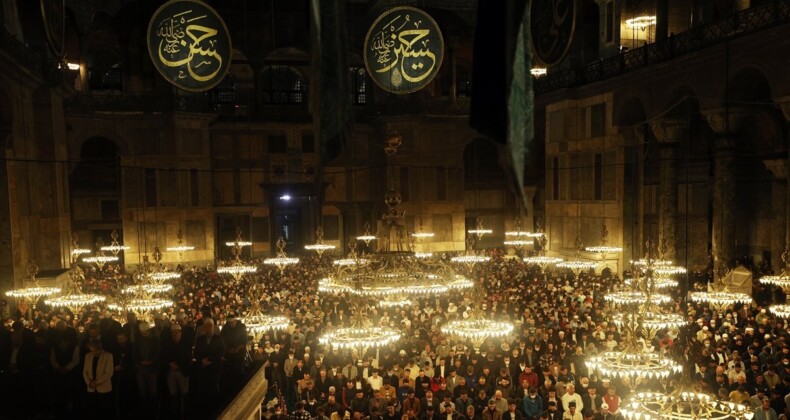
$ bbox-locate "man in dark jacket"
[194,318,225,416]
[134,321,160,418]
[163,323,192,419]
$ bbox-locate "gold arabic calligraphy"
[369,13,437,87]
[155,9,223,83]
[531,0,575,65]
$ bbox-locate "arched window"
[260,66,307,104]
[349,67,367,105]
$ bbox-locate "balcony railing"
[64,92,214,114]
[535,0,790,94]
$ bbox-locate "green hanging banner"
[364,6,444,94]
[147,0,232,92]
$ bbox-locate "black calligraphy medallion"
[364,6,444,94]
[529,0,577,66]
[40,0,65,58]
[147,0,232,92]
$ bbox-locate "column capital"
[701,106,752,135]
[650,118,688,144]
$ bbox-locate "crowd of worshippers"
[0,250,788,420]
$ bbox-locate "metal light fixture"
[217,227,257,281]
[46,240,105,311]
[760,246,790,317]
[620,391,754,420]
[264,237,300,273]
[82,237,119,269]
[5,262,61,307]
[467,216,492,240]
[503,216,533,251]
[356,222,377,246]
[524,221,563,272]
[689,262,752,315]
[625,16,657,29]
[100,229,130,256]
[166,229,194,260]
[557,236,596,279]
[304,226,336,257]
[451,236,491,269]
[585,224,623,254]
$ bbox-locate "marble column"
[651,118,687,260]
[702,107,750,266]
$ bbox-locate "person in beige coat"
[83,338,114,419]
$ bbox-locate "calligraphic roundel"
[40,0,65,58]
[147,0,232,92]
[364,6,444,94]
[529,0,578,66]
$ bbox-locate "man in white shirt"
[368,369,383,391]
[561,384,583,413]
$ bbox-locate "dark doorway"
[275,210,302,252]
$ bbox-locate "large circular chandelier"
[524,255,564,270]
[557,236,596,278]
[613,311,688,341]
[503,217,533,249]
[411,218,435,239]
[557,259,597,278]
[45,240,106,311]
[467,216,492,240]
[122,283,173,295]
[109,298,173,313]
[587,258,684,384]
[319,326,401,351]
[760,246,790,318]
[605,291,672,306]
[451,236,490,269]
[47,293,106,309]
[523,224,563,272]
[689,291,752,314]
[305,227,336,257]
[5,263,61,303]
[625,275,678,289]
[100,229,130,256]
[585,224,622,254]
[111,252,174,316]
[237,284,291,346]
[217,227,257,281]
[443,318,514,345]
[356,222,377,245]
[264,237,299,272]
[166,229,194,260]
[620,391,754,420]
[321,255,471,298]
[586,351,683,381]
[82,253,119,268]
[244,313,290,336]
[45,264,105,311]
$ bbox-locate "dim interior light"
[625,16,657,29]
